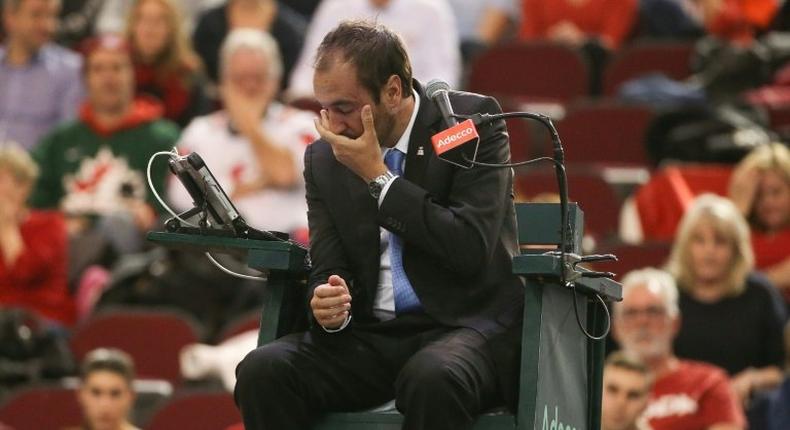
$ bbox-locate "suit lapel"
[404,80,442,185]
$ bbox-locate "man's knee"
[235,343,297,398]
[395,351,470,402]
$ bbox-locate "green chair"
[149,202,621,430]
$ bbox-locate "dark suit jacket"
[303,80,524,337]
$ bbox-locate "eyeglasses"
[619,306,668,320]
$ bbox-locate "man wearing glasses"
[612,267,746,430]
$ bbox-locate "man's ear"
[381,74,403,108]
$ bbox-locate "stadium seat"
[0,386,82,429]
[468,42,589,105]
[217,311,260,343]
[146,391,241,430]
[597,242,673,281]
[515,166,622,242]
[556,101,655,166]
[603,41,695,96]
[70,308,202,385]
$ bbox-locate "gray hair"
[616,267,679,318]
[219,28,283,82]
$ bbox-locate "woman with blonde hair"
[729,143,790,303]
[667,193,786,403]
[125,0,209,126]
[0,143,74,326]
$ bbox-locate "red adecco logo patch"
[431,119,479,156]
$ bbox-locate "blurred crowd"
[0,0,788,429]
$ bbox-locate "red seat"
[70,308,202,385]
[597,242,673,281]
[0,386,82,429]
[217,311,260,343]
[146,391,241,430]
[468,42,589,104]
[556,101,655,166]
[603,41,695,96]
[516,166,622,241]
[632,164,733,242]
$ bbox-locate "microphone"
[425,79,480,169]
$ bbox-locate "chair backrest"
[145,391,241,430]
[597,242,673,281]
[217,311,260,343]
[603,41,695,96]
[0,386,82,429]
[468,42,589,104]
[556,101,655,166]
[70,308,202,385]
[516,167,622,241]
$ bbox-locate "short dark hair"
[81,348,135,384]
[314,20,413,103]
[605,351,654,386]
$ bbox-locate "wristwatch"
[368,170,397,199]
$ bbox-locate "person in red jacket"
[519,0,637,50]
[0,144,74,326]
[518,0,638,94]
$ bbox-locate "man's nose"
[326,111,347,135]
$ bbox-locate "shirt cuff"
[321,314,352,333]
[377,174,399,207]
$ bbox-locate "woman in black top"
[667,193,787,404]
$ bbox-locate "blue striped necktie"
[383,149,422,314]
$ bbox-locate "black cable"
[458,111,609,341]
[571,289,611,340]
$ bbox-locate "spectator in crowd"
[0,0,84,150]
[30,35,179,283]
[518,0,637,94]
[519,0,637,50]
[72,348,140,430]
[192,0,306,87]
[640,0,778,44]
[0,143,74,326]
[55,0,104,48]
[612,267,746,430]
[601,351,653,430]
[285,0,460,100]
[168,29,316,242]
[96,0,224,37]
[125,0,209,127]
[447,0,520,61]
[728,143,790,305]
[287,0,322,21]
[747,321,790,430]
[667,194,786,402]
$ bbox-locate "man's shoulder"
[140,118,181,141]
[445,89,502,116]
[670,360,730,385]
[183,111,228,135]
[40,119,89,143]
[40,44,82,70]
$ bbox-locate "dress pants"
[234,314,509,430]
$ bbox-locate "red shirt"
[752,227,790,302]
[519,0,638,49]
[0,211,74,325]
[645,360,745,430]
[708,0,779,44]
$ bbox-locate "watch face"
[369,181,382,199]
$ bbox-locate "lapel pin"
[417,146,424,156]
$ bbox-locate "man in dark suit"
[234,21,524,430]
